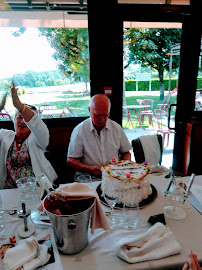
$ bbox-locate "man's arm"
[120,151,131,161]
[67,157,102,178]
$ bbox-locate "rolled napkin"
[3,237,50,270]
[114,222,181,264]
[39,183,110,234]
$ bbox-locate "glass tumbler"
[123,202,139,229]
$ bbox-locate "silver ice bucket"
[44,196,95,255]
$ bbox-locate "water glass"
[77,174,92,186]
[16,177,41,220]
[123,202,139,229]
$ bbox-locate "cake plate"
[96,184,157,209]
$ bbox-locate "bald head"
[89,94,111,110]
[88,94,111,129]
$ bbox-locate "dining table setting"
[0,173,202,270]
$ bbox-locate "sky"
[0,28,57,79]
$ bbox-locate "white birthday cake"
[101,160,152,206]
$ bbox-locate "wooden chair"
[0,112,12,121]
[154,109,175,147]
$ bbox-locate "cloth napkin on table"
[3,236,50,270]
[114,222,181,264]
[39,183,110,234]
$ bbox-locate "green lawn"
[1,85,177,128]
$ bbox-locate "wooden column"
[87,0,123,125]
[172,3,202,174]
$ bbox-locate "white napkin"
[114,223,181,264]
[139,135,161,167]
[150,165,169,175]
[3,237,50,270]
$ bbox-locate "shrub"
[125,78,178,91]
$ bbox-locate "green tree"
[124,28,181,100]
[38,28,89,90]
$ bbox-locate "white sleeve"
[67,125,84,159]
[25,113,49,150]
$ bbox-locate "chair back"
[142,99,154,110]
[132,134,163,165]
[154,109,168,129]
[39,104,54,112]
[136,99,143,105]
[0,112,12,121]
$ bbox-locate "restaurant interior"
[0,0,201,180]
[0,1,202,270]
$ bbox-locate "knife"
[187,191,202,215]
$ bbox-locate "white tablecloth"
[0,175,202,270]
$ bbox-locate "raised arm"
[11,81,34,122]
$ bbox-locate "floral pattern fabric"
[5,140,35,189]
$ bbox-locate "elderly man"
[67,94,132,178]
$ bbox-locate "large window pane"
[0,27,90,119]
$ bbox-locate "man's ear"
[88,106,90,113]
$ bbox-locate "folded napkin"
[39,183,110,234]
[114,222,181,264]
[3,237,50,270]
[150,165,169,175]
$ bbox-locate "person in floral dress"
[0,82,57,188]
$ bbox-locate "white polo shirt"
[67,117,132,168]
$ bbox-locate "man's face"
[14,113,31,139]
[89,103,110,128]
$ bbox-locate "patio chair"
[38,104,54,118]
[154,109,175,148]
[141,99,154,126]
[0,112,12,121]
[132,134,163,166]
[157,92,172,111]
[136,99,154,126]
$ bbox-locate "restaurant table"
[123,105,151,129]
[0,175,202,270]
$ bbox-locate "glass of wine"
[102,178,120,225]
[163,177,186,220]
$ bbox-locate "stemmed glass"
[0,193,6,234]
[102,178,120,225]
[163,177,186,220]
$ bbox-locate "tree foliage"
[38,28,89,85]
[124,28,181,99]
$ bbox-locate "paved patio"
[124,126,174,168]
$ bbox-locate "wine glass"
[0,193,6,234]
[163,177,186,220]
[102,178,120,225]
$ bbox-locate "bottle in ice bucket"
[38,173,55,200]
[18,203,35,238]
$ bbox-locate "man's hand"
[182,250,202,270]
[90,166,102,178]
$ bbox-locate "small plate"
[96,183,157,209]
